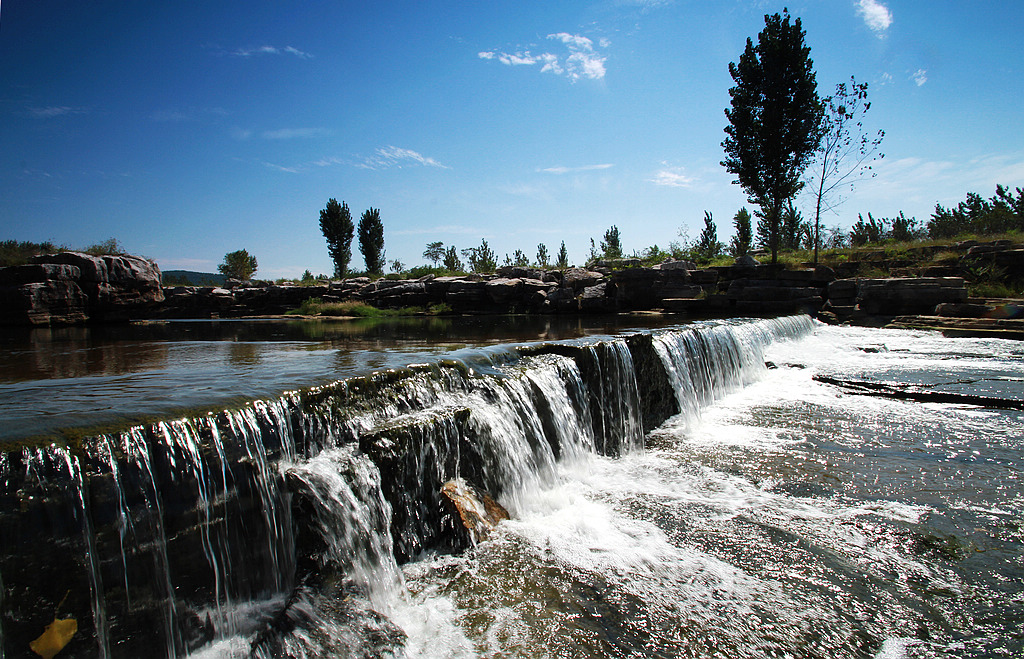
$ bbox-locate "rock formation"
[0,252,163,325]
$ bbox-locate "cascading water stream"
[0,315,818,658]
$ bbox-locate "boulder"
[496,266,544,280]
[657,260,698,270]
[1,252,163,325]
[440,479,509,544]
[484,278,523,304]
[561,268,604,291]
[580,283,612,312]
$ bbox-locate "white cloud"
[361,146,449,170]
[261,127,328,139]
[549,33,594,51]
[479,32,608,82]
[856,0,892,36]
[650,167,696,188]
[540,164,614,174]
[911,69,928,86]
[500,52,540,66]
[261,161,300,174]
[230,45,312,58]
[29,106,88,118]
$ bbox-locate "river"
[1,315,1021,658]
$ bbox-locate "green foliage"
[849,211,923,246]
[300,269,316,285]
[389,259,405,274]
[850,213,887,246]
[722,9,824,264]
[638,244,672,266]
[600,225,623,259]
[928,185,1024,239]
[536,243,550,268]
[461,239,497,273]
[969,280,1023,299]
[320,198,355,278]
[780,202,808,250]
[442,245,463,272]
[729,207,753,257]
[218,249,258,280]
[358,207,386,275]
[288,297,450,317]
[0,240,67,266]
[84,237,127,256]
[888,211,925,242]
[694,211,724,263]
[556,241,569,269]
[423,241,445,266]
[512,249,530,267]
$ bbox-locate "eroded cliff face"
[0,252,164,325]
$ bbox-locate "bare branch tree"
[806,77,884,263]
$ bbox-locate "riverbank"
[3,241,1022,336]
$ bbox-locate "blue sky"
[2,0,1022,279]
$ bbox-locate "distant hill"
[162,270,228,286]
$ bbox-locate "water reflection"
[0,314,680,442]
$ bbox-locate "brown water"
[0,315,680,443]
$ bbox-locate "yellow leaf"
[30,618,77,659]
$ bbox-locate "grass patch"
[968,281,1024,299]
[286,297,453,317]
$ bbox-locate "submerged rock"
[440,478,509,543]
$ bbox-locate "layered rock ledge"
[0,252,163,325]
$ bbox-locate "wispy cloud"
[261,161,300,174]
[540,164,614,174]
[261,127,329,140]
[229,44,313,59]
[156,257,218,270]
[360,146,449,170]
[479,32,608,82]
[28,106,88,118]
[856,0,892,36]
[857,152,1024,209]
[650,166,696,188]
[911,69,928,86]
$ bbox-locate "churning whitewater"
[3,314,1022,658]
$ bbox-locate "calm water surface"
[0,315,679,442]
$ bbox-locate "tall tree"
[556,241,569,269]
[218,249,257,280]
[442,245,462,272]
[358,207,385,275]
[536,243,550,268]
[805,77,884,263]
[423,241,445,266]
[730,207,753,257]
[600,225,623,259]
[722,9,823,265]
[780,201,806,250]
[695,211,723,263]
[319,199,355,278]
[461,239,496,273]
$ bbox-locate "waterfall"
[0,314,814,658]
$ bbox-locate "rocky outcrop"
[0,252,163,325]
[822,277,968,321]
